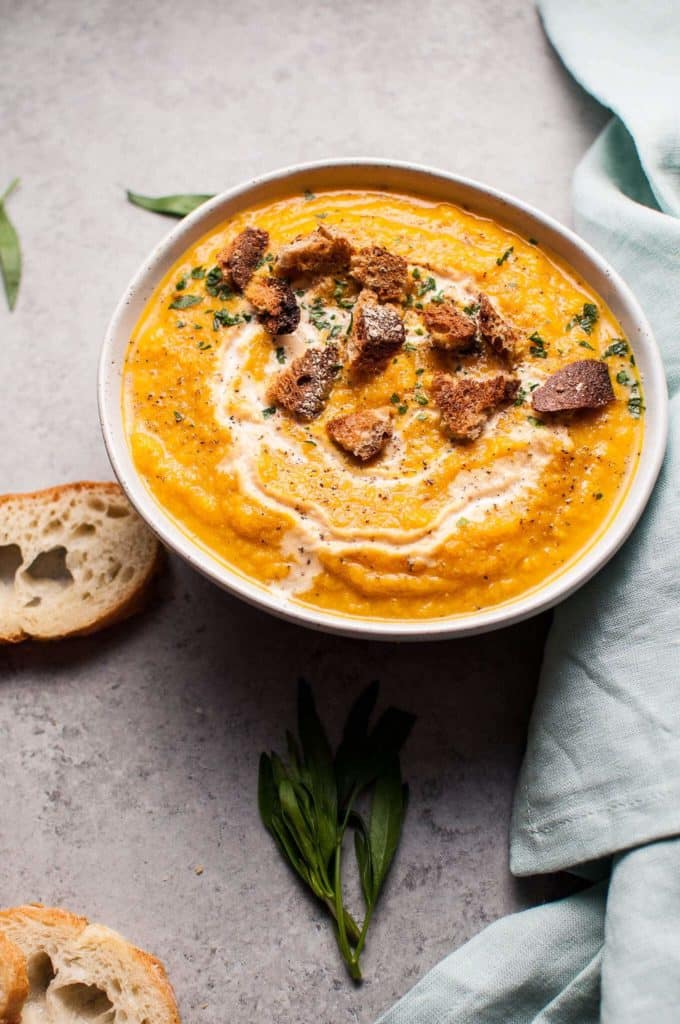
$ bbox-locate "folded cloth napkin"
[378,2,680,1021]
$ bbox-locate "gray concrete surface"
[0,1,605,1020]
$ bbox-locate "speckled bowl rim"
[98,158,668,641]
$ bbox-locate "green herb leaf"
[528,331,548,359]
[496,246,513,266]
[126,190,214,217]
[367,758,406,901]
[0,178,21,312]
[602,339,629,358]
[566,302,599,335]
[205,265,233,300]
[462,302,480,317]
[212,308,244,330]
[168,294,202,310]
[191,266,206,280]
[527,415,544,428]
[262,406,277,418]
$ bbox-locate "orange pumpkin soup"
[123,189,643,620]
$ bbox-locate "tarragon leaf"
[126,190,214,217]
[367,759,407,902]
[0,179,21,311]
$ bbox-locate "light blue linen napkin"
[378,2,680,1020]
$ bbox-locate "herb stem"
[333,836,362,981]
[0,178,19,204]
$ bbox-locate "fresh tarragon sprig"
[258,680,414,981]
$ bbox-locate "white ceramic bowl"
[98,159,668,640]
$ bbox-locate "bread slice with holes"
[0,905,180,1024]
[0,482,162,644]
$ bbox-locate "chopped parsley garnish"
[329,324,343,339]
[529,331,548,358]
[397,404,408,415]
[175,275,187,290]
[303,189,316,201]
[256,252,275,270]
[168,294,202,310]
[275,346,286,363]
[566,302,599,335]
[212,308,244,330]
[579,340,595,350]
[176,320,186,328]
[415,367,425,375]
[514,386,526,406]
[417,276,437,298]
[411,267,421,280]
[602,339,629,358]
[173,410,184,422]
[262,406,277,418]
[414,393,429,406]
[462,302,480,317]
[627,384,644,418]
[416,412,428,422]
[309,296,331,331]
[457,517,470,527]
[191,266,206,280]
[527,415,544,428]
[304,438,317,446]
[594,492,604,500]
[616,369,632,385]
[390,393,400,405]
[430,290,445,305]
[496,246,514,266]
[403,341,417,352]
[528,238,538,246]
[333,279,347,301]
[197,340,212,351]
[205,266,233,300]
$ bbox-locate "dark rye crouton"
[350,246,408,302]
[432,372,519,441]
[532,360,614,413]
[327,407,393,462]
[348,293,405,375]
[245,276,300,335]
[218,227,269,291]
[267,344,340,420]
[275,225,353,280]
[424,300,477,351]
[478,293,517,361]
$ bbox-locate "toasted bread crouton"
[327,407,393,461]
[432,372,519,441]
[478,293,516,361]
[424,300,477,351]
[0,930,28,1023]
[532,359,614,413]
[348,293,405,375]
[267,344,340,420]
[218,226,269,291]
[275,225,353,280]
[350,246,408,302]
[245,276,300,335]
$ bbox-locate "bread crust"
[0,904,180,1024]
[0,931,28,1024]
[532,359,614,412]
[0,482,162,645]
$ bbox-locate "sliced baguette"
[0,905,180,1024]
[0,482,162,643]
